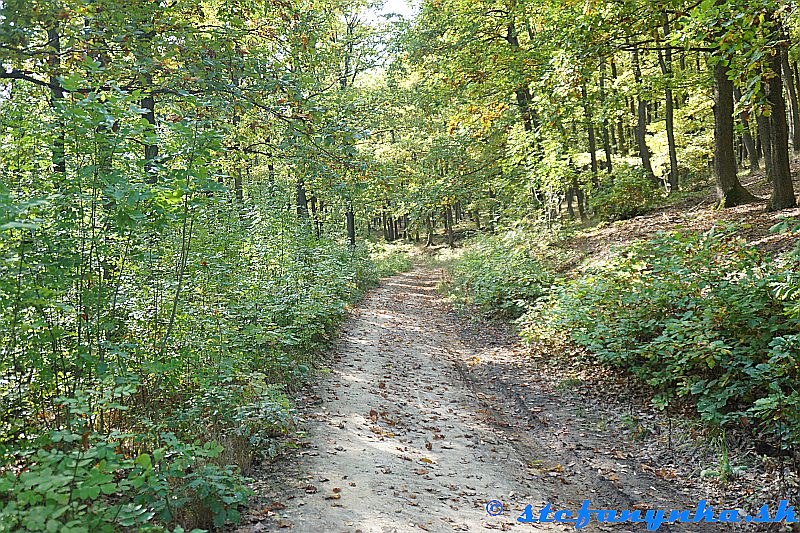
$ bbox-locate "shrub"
[590,165,662,221]
[448,227,558,318]
[0,390,251,533]
[520,226,800,448]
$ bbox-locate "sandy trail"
[239,268,717,533]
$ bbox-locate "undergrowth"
[521,226,800,451]
[446,224,568,318]
[448,222,800,454]
[0,193,412,533]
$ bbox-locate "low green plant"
[0,386,250,532]
[448,226,560,318]
[363,241,414,279]
[590,165,662,221]
[521,226,800,448]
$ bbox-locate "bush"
[519,227,800,448]
[0,388,251,532]
[591,165,662,221]
[448,227,559,318]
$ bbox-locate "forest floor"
[234,268,722,533]
[567,167,800,266]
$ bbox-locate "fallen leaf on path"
[265,501,287,511]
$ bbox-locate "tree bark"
[346,208,355,248]
[296,178,309,218]
[444,206,454,248]
[630,40,656,182]
[571,177,587,222]
[781,52,800,152]
[658,21,679,193]
[47,27,66,176]
[713,62,757,207]
[599,66,614,173]
[582,84,599,178]
[767,48,797,210]
[733,87,760,173]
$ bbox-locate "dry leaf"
[266,501,287,511]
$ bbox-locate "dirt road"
[238,269,718,533]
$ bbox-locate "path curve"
[239,268,717,533]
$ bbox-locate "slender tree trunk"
[346,207,355,248]
[713,62,757,207]
[566,188,576,220]
[582,85,599,180]
[599,67,614,173]
[611,58,628,156]
[630,39,657,182]
[658,21,679,192]
[733,87,760,173]
[444,206,454,248]
[758,115,774,181]
[296,178,309,218]
[487,189,496,232]
[767,48,797,210]
[782,52,800,152]
[47,27,66,175]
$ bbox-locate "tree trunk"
[733,87,760,173]
[444,206,454,248]
[566,188,576,220]
[658,21,679,193]
[346,208,355,248]
[47,27,66,176]
[296,178,309,218]
[571,177,587,222]
[487,189,496,232]
[630,40,657,182]
[599,67,614,173]
[781,52,800,152]
[713,62,757,207]
[473,210,481,230]
[611,58,628,156]
[767,48,797,210]
[582,85,599,178]
[425,215,434,247]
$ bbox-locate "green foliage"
[0,387,249,532]
[448,226,560,318]
[590,166,663,221]
[520,227,800,448]
[364,241,415,279]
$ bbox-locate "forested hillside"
[1,0,800,531]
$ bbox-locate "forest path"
[238,268,712,533]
